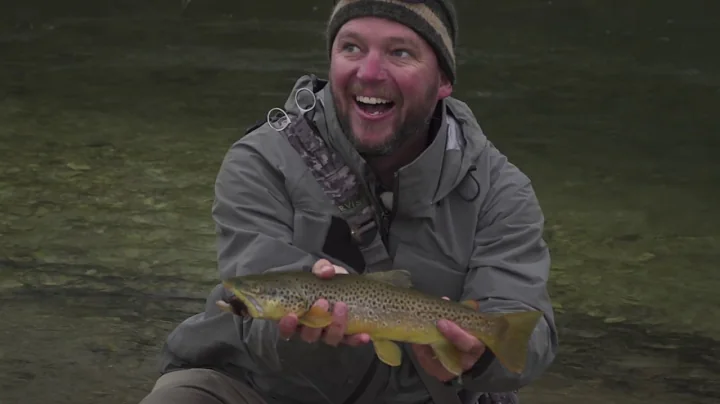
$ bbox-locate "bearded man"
[139,1,557,403]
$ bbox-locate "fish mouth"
[227,292,263,318]
[223,295,250,317]
[221,279,265,318]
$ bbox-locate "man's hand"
[277,259,370,347]
[411,297,486,382]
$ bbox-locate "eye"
[391,48,412,58]
[341,43,361,53]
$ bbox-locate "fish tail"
[472,310,543,374]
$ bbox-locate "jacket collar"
[288,75,474,219]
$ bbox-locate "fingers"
[412,342,478,381]
[280,259,354,346]
[411,344,454,382]
[461,354,478,371]
[312,259,349,278]
[278,313,299,340]
[312,259,336,278]
[411,343,435,366]
[281,298,367,348]
[322,301,348,346]
[437,319,486,357]
[342,333,370,346]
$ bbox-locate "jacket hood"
[279,74,489,216]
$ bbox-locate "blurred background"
[0,0,718,403]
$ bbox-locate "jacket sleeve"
[211,137,323,370]
[459,150,558,392]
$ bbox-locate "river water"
[1,0,719,403]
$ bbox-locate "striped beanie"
[326,0,459,84]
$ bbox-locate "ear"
[437,72,453,100]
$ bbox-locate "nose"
[356,50,386,82]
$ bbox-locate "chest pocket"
[392,243,467,301]
[390,190,482,300]
[357,229,394,272]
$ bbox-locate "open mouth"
[219,295,253,317]
[230,295,250,316]
[354,95,395,118]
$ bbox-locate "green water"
[1,0,718,403]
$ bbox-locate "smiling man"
[139,1,557,404]
[329,15,452,155]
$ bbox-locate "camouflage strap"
[281,106,379,247]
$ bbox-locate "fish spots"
[247,271,479,327]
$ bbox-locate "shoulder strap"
[278,106,379,248]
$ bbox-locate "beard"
[331,78,440,157]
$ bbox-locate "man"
[140,1,557,403]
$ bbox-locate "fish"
[215,269,543,375]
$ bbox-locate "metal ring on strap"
[294,87,317,114]
[266,107,290,131]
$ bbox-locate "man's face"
[329,17,453,156]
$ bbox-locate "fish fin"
[372,339,403,367]
[472,311,543,374]
[431,341,463,376]
[364,269,413,288]
[460,300,480,311]
[298,305,333,328]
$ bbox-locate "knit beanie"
[326,0,459,84]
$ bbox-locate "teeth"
[356,95,391,105]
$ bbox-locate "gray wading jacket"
[158,75,558,404]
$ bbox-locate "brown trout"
[216,269,542,375]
